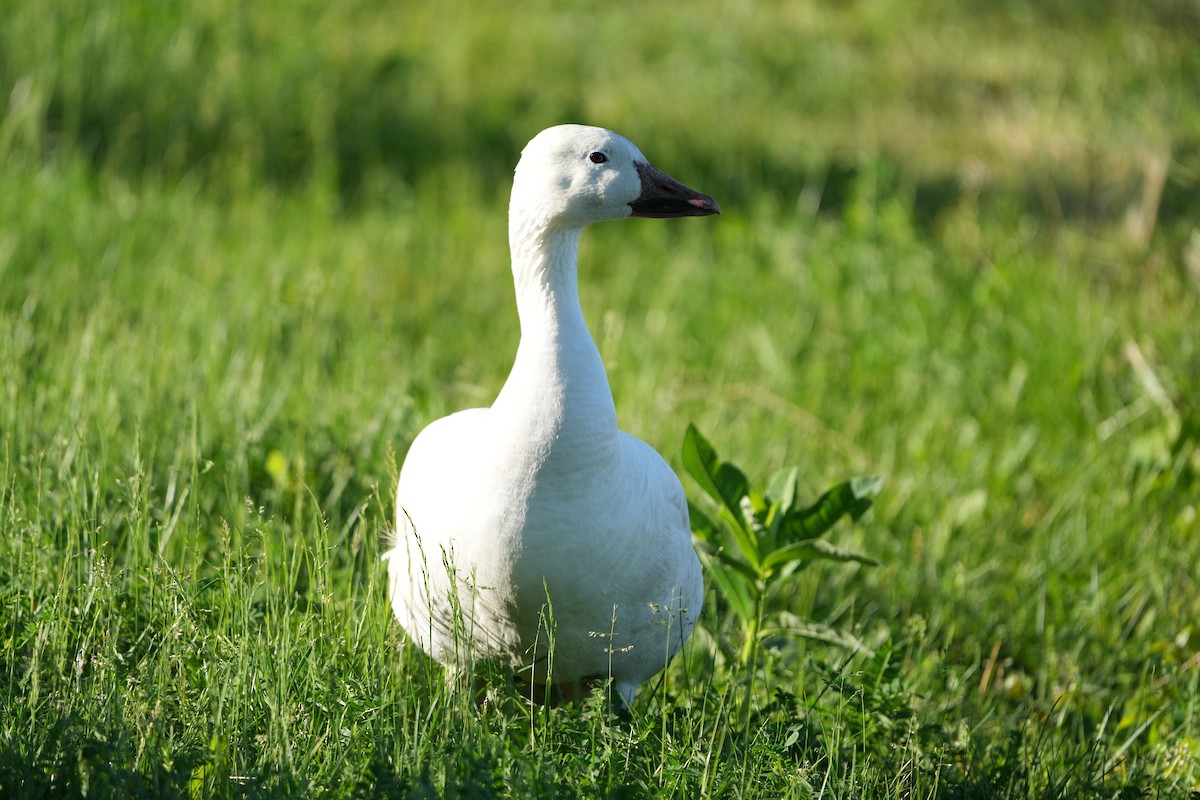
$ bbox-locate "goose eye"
[588,151,608,164]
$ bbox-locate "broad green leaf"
[682,424,751,519]
[714,462,752,516]
[761,538,881,571]
[782,476,882,541]
[687,500,720,544]
[683,424,759,565]
[682,423,725,504]
[766,466,799,511]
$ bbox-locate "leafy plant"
[683,424,882,665]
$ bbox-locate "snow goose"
[385,124,719,705]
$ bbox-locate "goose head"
[511,124,720,230]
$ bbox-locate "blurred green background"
[4,0,1198,209]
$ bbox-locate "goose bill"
[629,162,721,218]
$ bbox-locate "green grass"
[2,0,1199,797]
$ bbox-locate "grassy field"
[2,0,1199,797]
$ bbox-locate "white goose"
[385,124,719,705]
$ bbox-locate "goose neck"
[496,215,619,461]
[508,217,584,328]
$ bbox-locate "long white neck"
[491,211,620,467]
